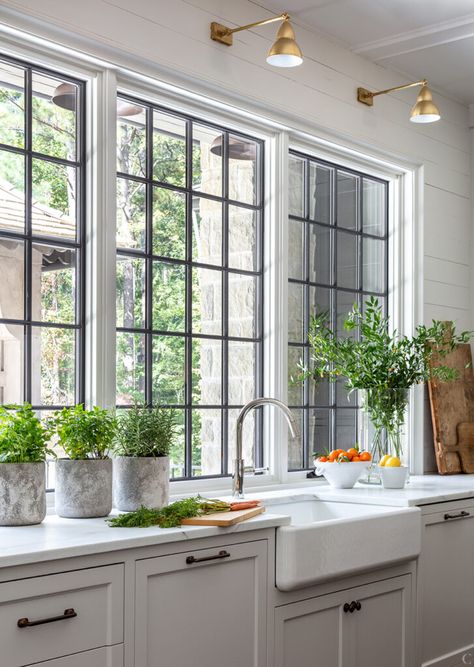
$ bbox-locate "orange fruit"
[359,451,372,461]
[347,447,359,458]
[352,455,361,462]
[318,456,328,463]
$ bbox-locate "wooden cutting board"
[181,505,265,526]
[428,342,474,474]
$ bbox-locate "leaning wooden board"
[428,342,474,474]
[181,505,265,526]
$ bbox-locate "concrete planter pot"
[113,456,170,512]
[0,462,46,526]
[55,458,113,518]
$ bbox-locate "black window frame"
[0,53,86,413]
[288,149,389,470]
[116,93,265,480]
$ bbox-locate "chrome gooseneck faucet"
[233,397,298,498]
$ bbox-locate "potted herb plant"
[305,297,470,487]
[51,405,117,518]
[113,405,177,512]
[0,404,53,525]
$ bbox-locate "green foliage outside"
[114,404,178,458]
[50,404,117,460]
[0,403,54,463]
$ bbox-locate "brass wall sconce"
[357,79,441,123]
[210,12,303,68]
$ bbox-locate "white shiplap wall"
[0,0,471,471]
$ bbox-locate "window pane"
[363,179,386,236]
[169,409,185,478]
[309,163,332,224]
[0,62,25,148]
[152,335,185,404]
[153,111,186,187]
[153,187,186,259]
[228,206,258,272]
[116,255,145,329]
[289,155,304,217]
[152,262,186,332]
[32,73,77,161]
[0,150,25,234]
[33,243,76,324]
[0,323,24,404]
[31,326,75,406]
[288,408,304,469]
[192,267,222,335]
[309,286,331,322]
[32,159,76,240]
[337,291,359,338]
[117,177,146,250]
[228,273,258,338]
[228,134,258,205]
[288,346,303,406]
[116,331,145,405]
[309,408,331,461]
[336,408,357,450]
[288,219,304,281]
[117,102,146,177]
[193,408,222,476]
[192,197,222,266]
[337,171,358,230]
[0,238,24,319]
[228,407,255,472]
[363,237,385,293]
[288,282,304,343]
[228,341,256,405]
[192,337,221,405]
[337,230,358,288]
[309,224,332,285]
[192,124,222,197]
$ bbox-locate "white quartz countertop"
[0,510,290,570]
[2,474,474,570]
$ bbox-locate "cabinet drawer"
[0,564,123,667]
[27,645,123,667]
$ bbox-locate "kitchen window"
[116,95,264,480]
[287,150,389,471]
[0,55,85,429]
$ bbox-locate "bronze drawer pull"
[186,550,230,564]
[444,511,470,520]
[17,607,77,628]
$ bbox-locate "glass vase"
[358,387,409,485]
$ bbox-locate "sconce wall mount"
[357,79,440,123]
[210,12,303,68]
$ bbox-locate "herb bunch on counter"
[107,496,230,528]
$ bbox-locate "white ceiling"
[258,0,474,105]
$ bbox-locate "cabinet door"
[348,575,412,667]
[26,645,123,667]
[274,590,349,667]
[420,503,474,666]
[135,540,267,667]
[274,574,412,667]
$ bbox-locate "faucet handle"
[243,466,269,475]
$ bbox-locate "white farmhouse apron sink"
[269,498,421,591]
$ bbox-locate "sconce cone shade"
[266,19,303,68]
[409,85,440,123]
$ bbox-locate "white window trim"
[0,20,424,500]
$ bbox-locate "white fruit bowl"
[314,460,371,489]
[379,465,409,489]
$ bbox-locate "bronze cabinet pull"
[17,608,77,628]
[444,511,470,521]
[186,550,230,565]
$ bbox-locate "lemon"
[379,454,391,467]
[385,456,401,467]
